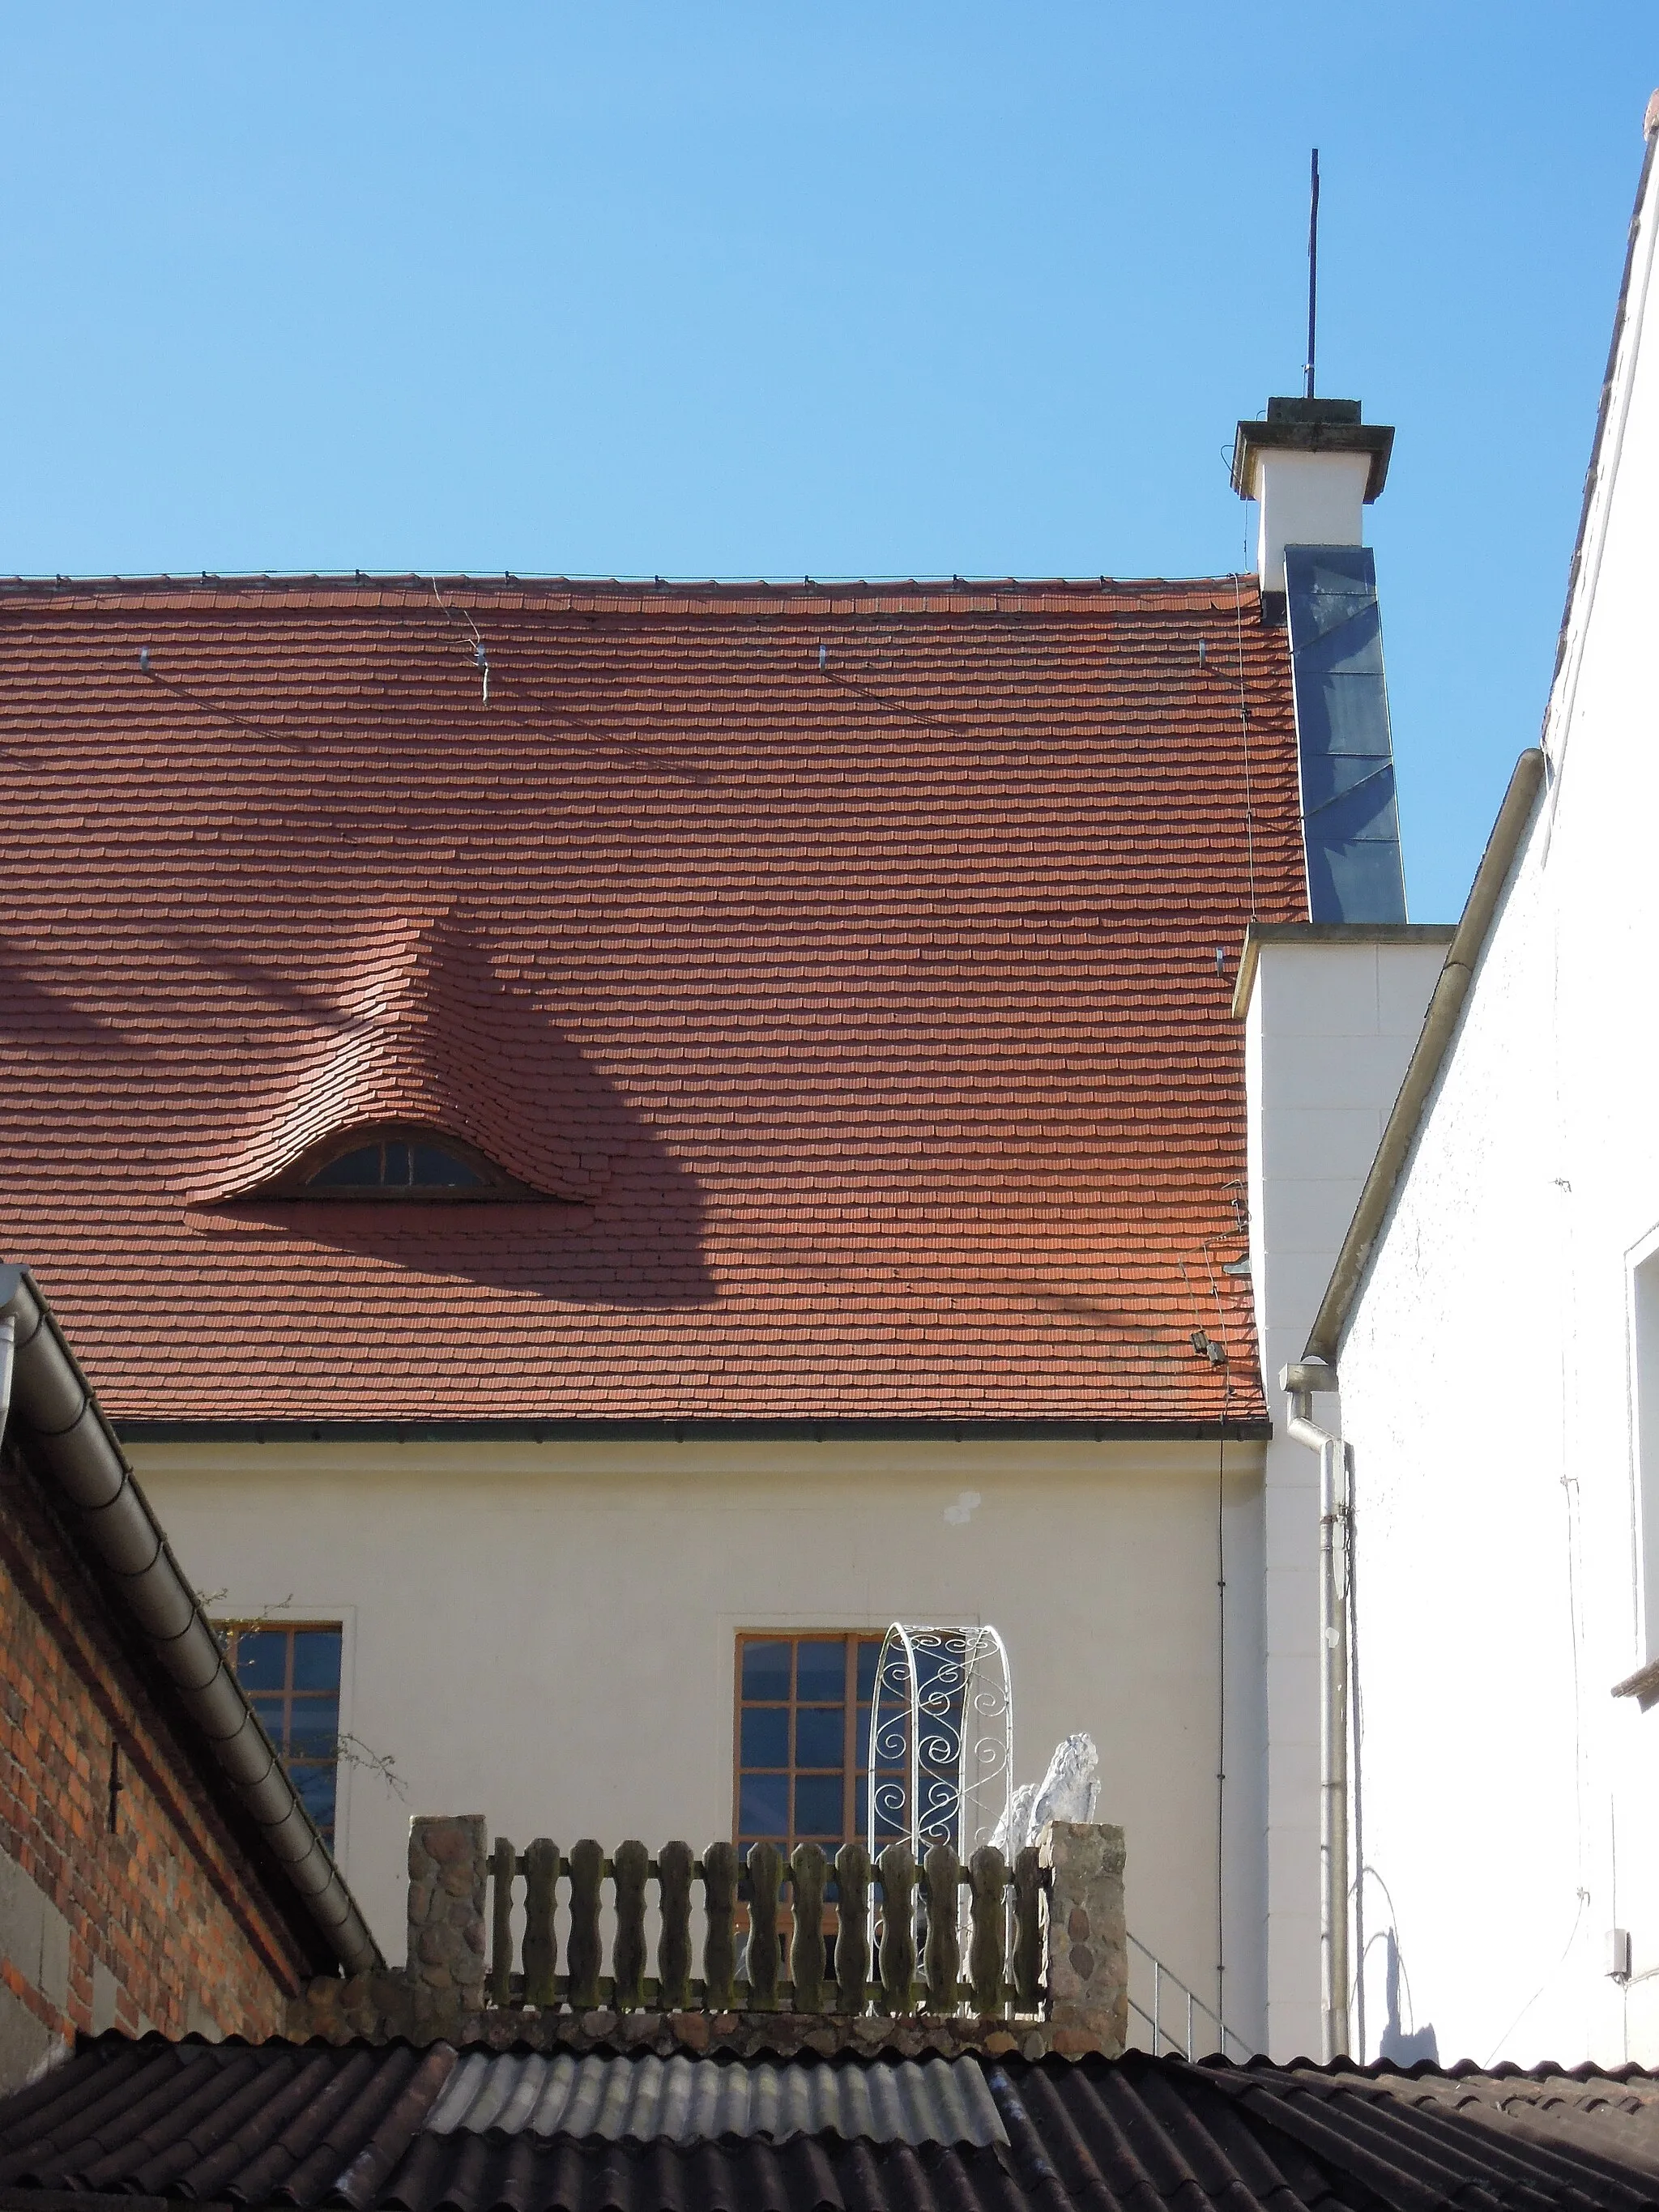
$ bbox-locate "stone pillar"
[407,1814,488,2020]
[1039,1820,1127,2055]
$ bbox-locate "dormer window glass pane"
[309,1144,382,1189]
[412,1144,482,1187]
[302,1136,489,1193]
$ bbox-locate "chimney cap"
[1266,396,1361,427]
[1232,401,1394,503]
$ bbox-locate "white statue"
[988,1731,1100,1855]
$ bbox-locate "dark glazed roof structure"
[7,2038,1659,2212]
[0,573,1305,1425]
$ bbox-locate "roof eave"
[1303,749,1547,1365]
[0,1265,382,1976]
[116,1415,1273,1444]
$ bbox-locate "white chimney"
[1231,398,1394,616]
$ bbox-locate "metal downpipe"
[1282,1362,1351,2061]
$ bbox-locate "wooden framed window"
[273,1125,532,1202]
[220,1622,343,1843]
[733,1633,905,1856]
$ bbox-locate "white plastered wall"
[134,1433,1266,2040]
[1241,931,1449,2057]
[1252,450,1371,596]
[1335,126,1659,2066]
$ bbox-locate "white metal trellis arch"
[865,1624,1014,1862]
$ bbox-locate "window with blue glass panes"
[219,1623,343,1843]
[734,1634,905,1856]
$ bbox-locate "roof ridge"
[0,569,1257,603]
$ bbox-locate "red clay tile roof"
[0,574,1304,1424]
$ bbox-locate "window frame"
[731,1630,901,1858]
[217,1618,346,1845]
[268,1124,536,1203]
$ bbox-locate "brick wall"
[0,1447,320,2086]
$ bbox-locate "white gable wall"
[134,1431,1269,2047]
[1239,929,1449,2058]
[1335,120,1659,2065]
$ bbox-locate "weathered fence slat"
[657,1840,693,2010]
[490,1836,516,2007]
[968,1845,1007,2014]
[1013,1844,1043,2011]
[567,1839,605,2008]
[703,1841,739,2010]
[923,1844,960,2013]
[612,1839,650,2010]
[834,1842,870,2014]
[877,1843,917,2015]
[746,1841,783,2010]
[790,1843,827,2013]
[522,1837,561,2008]
[472,1830,1047,2022]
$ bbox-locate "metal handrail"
[1125,1932,1250,2061]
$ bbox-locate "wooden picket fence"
[486,1837,1047,2016]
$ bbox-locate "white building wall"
[1240,929,1450,2057]
[1337,119,1659,2065]
[134,1433,1265,2038]
[1251,450,1372,598]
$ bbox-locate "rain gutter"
[116,1417,1272,1444]
[1303,748,1546,1366]
[0,1264,381,1975]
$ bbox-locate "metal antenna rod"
[1305,148,1320,400]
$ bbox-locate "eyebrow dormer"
[279,1126,535,1201]
[190,910,608,1209]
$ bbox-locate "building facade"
[0,1270,376,2086]
[1300,100,1659,2065]
[0,401,1421,2057]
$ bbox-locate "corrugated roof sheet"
[0,572,1303,1425]
[6,2036,1659,2210]
[424,2049,1007,2146]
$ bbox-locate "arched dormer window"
[282,1127,532,1201]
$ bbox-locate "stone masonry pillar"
[407,1814,488,2019]
[1040,1820,1128,2055]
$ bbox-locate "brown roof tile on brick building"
[0,573,1303,1425]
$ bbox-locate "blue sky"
[3,6,1653,918]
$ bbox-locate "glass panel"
[292,1762,338,1835]
[308,1144,382,1188]
[292,1630,343,1691]
[856,1641,881,1699]
[795,1707,845,1770]
[795,1639,846,1703]
[412,1144,483,1188]
[384,1141,411,1186]
[249,1694,287,1745]
[855,1703,872,1772]
[741,1641,790,1703]
[739,1775,787,1838]
[232,1631,289,1691]
[740,1708,788,1768]
[794,1775,843,1836]
[288,1698,340,1754]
